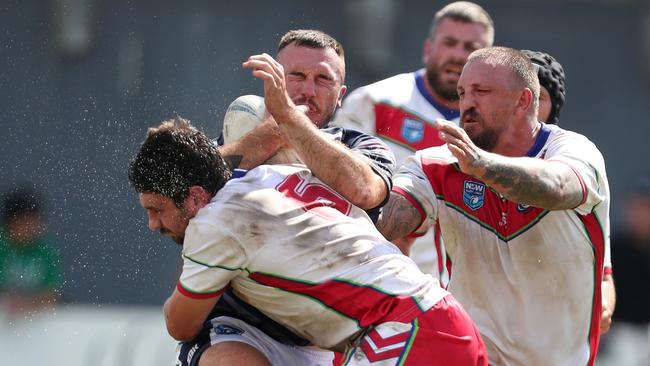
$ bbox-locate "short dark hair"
[128,117,231,207]
[2,187,41,224]
[430,1,494,46]
[521,50,566,125]
[278,29,345,59]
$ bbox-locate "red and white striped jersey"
[333,69,461,279]
[178,164,448,349]
[392,123,611,366]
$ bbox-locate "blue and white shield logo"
[215,324,244,335]
[463,180,485,210]
[401,118,424,144]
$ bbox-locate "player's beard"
[159,207,192,246]
[461,107,499,152]
[426,63,460,102]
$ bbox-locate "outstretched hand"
[242,53,298,120]
[434,118,484,177]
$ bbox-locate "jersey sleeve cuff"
[392,187,426,225]
[176,281,226,300]
[548,159,588,208]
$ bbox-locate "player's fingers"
[250,69,278,88]
[243,59,274,74]
[436,120,466,140]
[447,143,469,162]
[244,54,284,81]
[439,131,466,149]
[244,61,281,86]
[256,53,284,80]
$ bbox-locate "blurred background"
[1,0,649,364]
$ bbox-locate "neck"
[492,119,541,157]
[422,76,459,111]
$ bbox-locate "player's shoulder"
[351,71,417,99]
[546,123,588,142]
[191,165,306,227]
[545,124,603,156]
[416,145,455,163]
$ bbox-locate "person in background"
[0,187,62,316]
[333,1,494,280]
[520,49,566,125]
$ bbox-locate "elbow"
[351,191,379,210]
[166,320,200,341]
[349,179,388,210]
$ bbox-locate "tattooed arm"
[376,192,424,253]
[472,152,583,209]
[435,119,583,210]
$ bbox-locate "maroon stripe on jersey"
[249,272,425,327]
[393,187,426,225]
[577,213,605,366]
[549,159,588,207]
[176,282,225,299]
[374,104,446,151]
[420,157,549,241]
[445,255,453,290]
[434,220,444,276]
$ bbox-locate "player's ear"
[186,186,211,214]
[516,88,534,116]
[422,38,432,65]
[337,85,347,108]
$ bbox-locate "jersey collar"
[526,123,551,157]
[414,69,460,121]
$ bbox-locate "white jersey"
[392,123,611,366]
[178,164,447,349]
[333,69,460,279]
[333,69,460,165]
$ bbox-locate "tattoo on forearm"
[481,160,582,209]
[377,194,422,240]
[223,155,243,170]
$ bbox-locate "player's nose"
[297,80,317,98]
[147,215,161,231]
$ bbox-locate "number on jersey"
[276,174,352,219]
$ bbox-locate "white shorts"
[208,316,335,366]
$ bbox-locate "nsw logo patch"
[215,324,244,335]
[463,180,485,210]
[401,118,424,144]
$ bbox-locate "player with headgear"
[521,49,566,125]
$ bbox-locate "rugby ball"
[222,94,303,165]
[222,94,266,143]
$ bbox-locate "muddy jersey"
[333,69,460,279]
[178,164,447,349]
[392,124,611,366]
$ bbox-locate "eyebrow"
[318,73,335,81]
